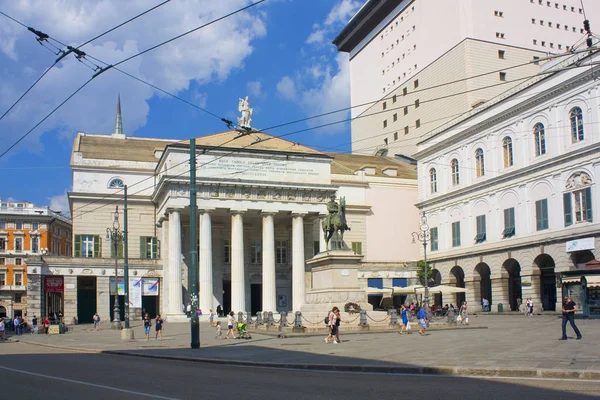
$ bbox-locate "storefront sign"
[142,278,159,296]
[44,276,64,293]
[109,277,125,295]
[566,237,595,252]
[130,278,142,308]
[521,276,532,290]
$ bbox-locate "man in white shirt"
[0,319,5,340]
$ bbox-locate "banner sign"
[130,278,142,308]
[109,277,125,295]
[142,278,159,296]
[44,276,64,293]
[566,237,595,252]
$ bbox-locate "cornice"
[416,62,599,159]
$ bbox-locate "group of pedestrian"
[525,298,534,317]
[324,306,342,344]
[142,313,164,341]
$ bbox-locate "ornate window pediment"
[565,172,592,190]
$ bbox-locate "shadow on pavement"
[0,342,598,400]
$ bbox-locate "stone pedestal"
[302,249,372,313]
[121,328,135,340]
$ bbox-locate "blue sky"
[0,0,362,213]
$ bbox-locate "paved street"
[8,314,600,374]
[0,341,599,400]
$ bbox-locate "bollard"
[447,308,456,323]
[389,309,398,326]
[294,311,303,328]
[280,311,288,328]
[359,310,368,327]
[255,312,263,326]
[246,311,252,325]
[267,311,274,326]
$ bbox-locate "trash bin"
[497,303,504,313]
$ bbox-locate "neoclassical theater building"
[415,50,600,315]
[27,104,420,324]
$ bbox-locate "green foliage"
[416,260,434,286]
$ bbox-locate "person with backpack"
[417,304,429,336]
[324,306,338,344]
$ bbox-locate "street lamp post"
[106,206,124,330]
[412,211,431,307]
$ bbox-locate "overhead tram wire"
[0,2,172,122]
[0,1,268,159]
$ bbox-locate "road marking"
[0,365,182,400]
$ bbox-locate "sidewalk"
[7,314,600,379]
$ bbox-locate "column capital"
[230,209,247,215]
[260,210,278,217]
[198,207,216,214]
[290,211,308,218]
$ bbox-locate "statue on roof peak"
[238,96,253,129]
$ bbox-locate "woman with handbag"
[459,301,468,325]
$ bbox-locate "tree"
[416,260,434,286]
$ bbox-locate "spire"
[113,93,124,137]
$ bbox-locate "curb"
[11,338,600,381]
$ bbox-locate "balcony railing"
[0,285,26,291]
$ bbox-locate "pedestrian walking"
[155,314,164,340]
[31,315,38,335]
[333,308,342,344]
[93,312,100,330]
[209,309,215,327]
[417,304,428,336]
[0,318,5,341]
[43,316,50,335]
[13,316,20,335]
[324,307,337,343]
[459,301,468,326]
[559,296,582,340]
[399,304,409,334]
[482,298,489,312]
[143,313,152,341]
[186,303,192,317]
[225,311,237,339]
[526,298,534,317]
[215,321,222,339]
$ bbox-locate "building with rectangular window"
[414,49,600,315]
[0,200,71,320]
[333,0,597,158]
[26,101,421,324]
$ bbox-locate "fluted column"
[231,211,246,313]
[262,212,277,312]
[292,213,306,311]
[199,210,213,314]
[167,209,185,319]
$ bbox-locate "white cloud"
[247,80,263,97]
[48,189,71,216]
[306,0,361,46]
[276,76,297,100]
[306,29,325,45]
[324,0,362,26]
[192,90,208,108]
[0,0,268,157]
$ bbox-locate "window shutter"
[152,237,158,259]
[140,237,146,260]
[74,235,81,257]
[94,235,101,258]
[156,239,161,259]
[585,187,593,222]
[535,201,542,231]
[563,193,573,226]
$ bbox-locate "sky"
[0,0,363,214]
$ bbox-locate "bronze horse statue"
[322,196,350,250]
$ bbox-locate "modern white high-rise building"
[334,0,597,157]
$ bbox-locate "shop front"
[561,270,600,319]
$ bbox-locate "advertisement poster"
[142,278,159,296]
[129,278,142,308]
[109,277,125,295]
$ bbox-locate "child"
[209,309,215,327]
[215,321,222,339]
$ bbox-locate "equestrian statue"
[322,195,351,251]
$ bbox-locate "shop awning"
[585,275,600,288]
[562,277,580,284]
